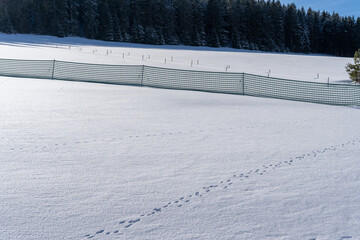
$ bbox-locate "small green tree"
[346,49,360,83]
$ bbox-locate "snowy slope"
[0,33,355,84]
[0,35,360,240]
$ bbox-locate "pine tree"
[298,7,310,53]
[243,0,261,50]
[229,0,248,49]
[355,18,360,51]
[0,1,14,34]
[66,0,80,36]
[346,49,360,83]
[131,24,145,43]
[174,0,192,45]
[129,0,147,43]
[320,11,332,54]
[260,0,276,51]
[112,12,123,41]
[108,0,129,41]
[98,1,114,41]
[190,0,206,46]
[159,0,179,45]
[284,3,302,52]
[271,0,285,51]
[81,0,99,39]
[205,0,226,47]
[307,9,322,53]
[0,0,358,57]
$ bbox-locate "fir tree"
[306,9,322,53]
[298,7,310,53]
[159,0,179,45]
[205,0,226,47]
[112,12,123,41]
[0,1,14,34]
[174,0,192,45]
[0,0,358,57]
[271,0,285,51]
[81,0,99,39]
[346,49,360,83]
[284,3,302,52]
[98,1,114,41]
[131,24,145,43]
[66,0,80,36]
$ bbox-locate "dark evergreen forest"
[0,0,359,57]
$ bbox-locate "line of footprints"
[9,126,252,151]
[10,120,309,152]
[84,138,360,239]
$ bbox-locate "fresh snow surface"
[1,77,360,240]
[0,33,356,84]
[0,34,360,240]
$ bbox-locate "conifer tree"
[159,0,179,45]
[98,1,114,41]
[0,0,358,57]
[0,1,14,34]
[81,0,99,39]
[66,0,80,36]
[306,9,321,53]
[284,3,301,52]
[205,0,226,47]
[271,0,285,51]
[298,7,310,52]
[174,0,192,45]
[190,0,206,46]
[112,12,123,41]
[346,49,360,83]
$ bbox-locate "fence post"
[51,59,56,79]
[141,65,145,86]
[242,73,245,95]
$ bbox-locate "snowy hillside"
[0,33,355,84]
[0,35,360,240]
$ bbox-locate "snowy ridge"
[0,33,354,84]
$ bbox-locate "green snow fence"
[143,66,244,94]
[244,73,360,106]
[53,60,143,85]
[0,58,54,79]
[0,58,359,106]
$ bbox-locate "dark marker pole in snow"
[51,59,55,80]
[141,65,144,86]
[242,73,245,95]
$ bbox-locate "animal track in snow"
[340,236,352,240]
[9,124,268,152]
[84,138,360,239]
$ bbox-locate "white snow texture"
[0,34,359,240]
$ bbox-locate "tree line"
[0,0,359,57]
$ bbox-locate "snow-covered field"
[0,33,355,84]
[1,34,360,240]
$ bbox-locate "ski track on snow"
[83,138,360,239]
